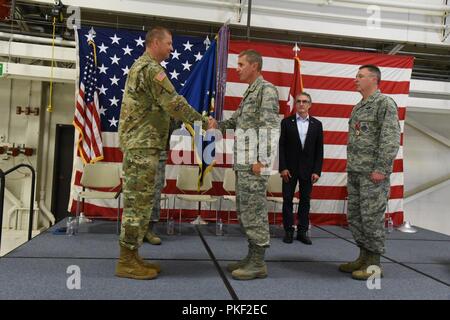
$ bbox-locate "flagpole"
[68,26,82,217]
[47,17,57,113]
[214,22,230,121]
[285,42,304,117]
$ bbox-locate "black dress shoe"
[296,231,312,245]
[282,230,294,244]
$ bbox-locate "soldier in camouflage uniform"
[210,50,280,280]
[339,65,400,280]
[142,150,167,246]
[144,119,180,245]
[116,27,207,280]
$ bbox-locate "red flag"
[284,56,304,118]
[73,40,104,164]
[0,0,10,21]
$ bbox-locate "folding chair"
[75,162,122,234]
[160,179,170,221]
[173,166,217,233]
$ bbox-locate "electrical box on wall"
[0,144,34,157]
[16,106,40,116]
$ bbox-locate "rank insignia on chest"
[174,103,182,112]
[355,122,361,136]
[360,122,369,133]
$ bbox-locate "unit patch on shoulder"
[155,71,166,82]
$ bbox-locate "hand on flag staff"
[207,116,219,129]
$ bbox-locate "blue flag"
[180,40,216,116]
[180,40,217,186]
[76,26,209,134]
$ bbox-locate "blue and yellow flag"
[180,40,217,187]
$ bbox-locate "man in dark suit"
[279,92,324,244]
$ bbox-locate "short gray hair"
[238,49,263,71]
[296,92,312,104]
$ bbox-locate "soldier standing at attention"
[339,65,400,280]
[116,26,207,280]
[209,49,280,280]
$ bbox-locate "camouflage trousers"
[347,172,390,254]
[235,170,270,248]
[120,148,160,250]
[150,150,168,222]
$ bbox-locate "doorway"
[51,124,74,223]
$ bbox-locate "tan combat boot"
[231,245,268,280]
[352,251,383,280]
[144,222,162,245]
[115,245,158,280]
[134,251,161,274]
[338,247,367,273]
[226,243,253,273]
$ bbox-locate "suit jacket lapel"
[291,116,302,148]
[304,117,314,149]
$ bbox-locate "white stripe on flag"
[227,54,413,82]
[77,194,403,214]
[311,198,403,214]
[168,137,405,160]
[160,165,404,187]
[324,145,403,160]
[228,54,293,74]
[225,82,409,107]
[226,82,290,100]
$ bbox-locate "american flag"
[223,41,412,226]
[69,26,210,216]
[70,27,413,226]
[73,40,104,164]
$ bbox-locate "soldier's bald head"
[145,27,171,47]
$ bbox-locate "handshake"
[207,116,218,130]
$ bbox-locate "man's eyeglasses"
[296,99,310,104]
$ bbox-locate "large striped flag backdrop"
[222,41,412,226]
[70,28,413,226]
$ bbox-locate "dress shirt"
[296,113,309,149]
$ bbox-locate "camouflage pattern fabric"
[118,53,207,151]
[347,172,390,254]
[150,150,168,222]
[347,90,400,174]
[120,148,159,250]
[236,171,270,247]
[218,76,280,171]
[346,89,400,254]
[118,53,208,250]
[219,75,279,248]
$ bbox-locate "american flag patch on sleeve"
[155,71,166,82]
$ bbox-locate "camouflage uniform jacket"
[219,76,280,171]
[119,53,206,151]
[347,89,400,175]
